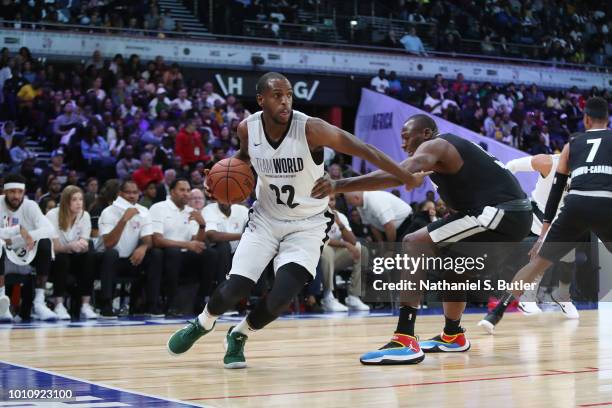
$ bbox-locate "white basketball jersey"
[532,154,563,214]
[247,110,328,220]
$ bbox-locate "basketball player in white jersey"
[478,153,580,334]
[0,174,58,321]
[167,72,429,368]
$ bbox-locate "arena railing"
[0,20,608,74]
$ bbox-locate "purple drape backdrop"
[352,88,538,204]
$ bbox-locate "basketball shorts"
[229,201,334,283]
[539,194,612,262]
[427,200,533,245]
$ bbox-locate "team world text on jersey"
[246,110,329,220]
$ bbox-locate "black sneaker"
[477,311,503,334]
[99,305,118,320]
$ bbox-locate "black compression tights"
[206,263,312,330]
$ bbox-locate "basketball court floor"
[1,305,611,408]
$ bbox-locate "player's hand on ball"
[311,175,335,199]
[404,170,433,191]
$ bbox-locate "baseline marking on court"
[0,360,208,407]
[186,367,600,401]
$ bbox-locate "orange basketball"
[206,158,255,204]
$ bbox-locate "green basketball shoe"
[167,319,215,356]
[223,326,248,369]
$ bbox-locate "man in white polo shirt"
[0,174,57,321]
[150,178,216,317]
[202,200,249,289]
[98,180,163,318]
[344,190,413,242]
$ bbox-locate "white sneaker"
[555,301,579,319]
[518,301,542,315]
[54,303,71,320]
[0,307,13,322]
[0,295,9,317]
[32,302,58,321]
[80,303,99,320]
[345,295,370,311]
[321,295,348,312]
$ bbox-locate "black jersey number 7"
[270,184,299,208]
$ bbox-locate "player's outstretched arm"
[311,139,440,198]
[306,117,426,190]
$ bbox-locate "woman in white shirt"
[47,186,98,320]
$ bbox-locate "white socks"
[231,317,256,336]
[0,286,5,298]
[198,305,218,331]
[34,288,45,304]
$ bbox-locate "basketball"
[207,157,255,204]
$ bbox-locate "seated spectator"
[80,125,114,170]
[149,88,171,119]
[89,178,120,244]
[202,198,249,289]
[320,194,369,312]
[0,174,56,321]
[400,27,427,56]
[141,123,165,147]
[175,119,208,168]
[46,186,98,320]
[42,149,68,186]
[98,180,163,318]
[1,121,19,150]
[139,181,158,209]
[344,190,413,242]
[132,152,163,192]
[387,71,402,97]
[52,102,82,146]
[84,177,99,211]
[406,200,438,234]
[10,137,36,168]
[171,88,192,113]
[203,81,226,106]
[188,188,206,211]
[370,69,389,94]
[42,198,57,215]
[115,145,141,181]
[39,176,62,213]
[150,179,216,316]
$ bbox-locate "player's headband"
[4,183,26,191]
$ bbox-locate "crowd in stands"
[370,68,612,154]
[0,0,183,36]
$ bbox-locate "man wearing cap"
[148,87,171,119]
[0,174,57,321]
[42,149,68,186]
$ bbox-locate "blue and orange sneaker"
[419,330,471,353]
[359,333,425,365]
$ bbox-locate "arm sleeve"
[506,156,534,174]
[543,172,569,224]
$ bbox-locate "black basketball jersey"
[429,133,526,212]
[568,130,612,193]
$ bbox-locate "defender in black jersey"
[501,97,611,303]
[311,113,532,365]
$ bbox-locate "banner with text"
[352,88,538,204]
